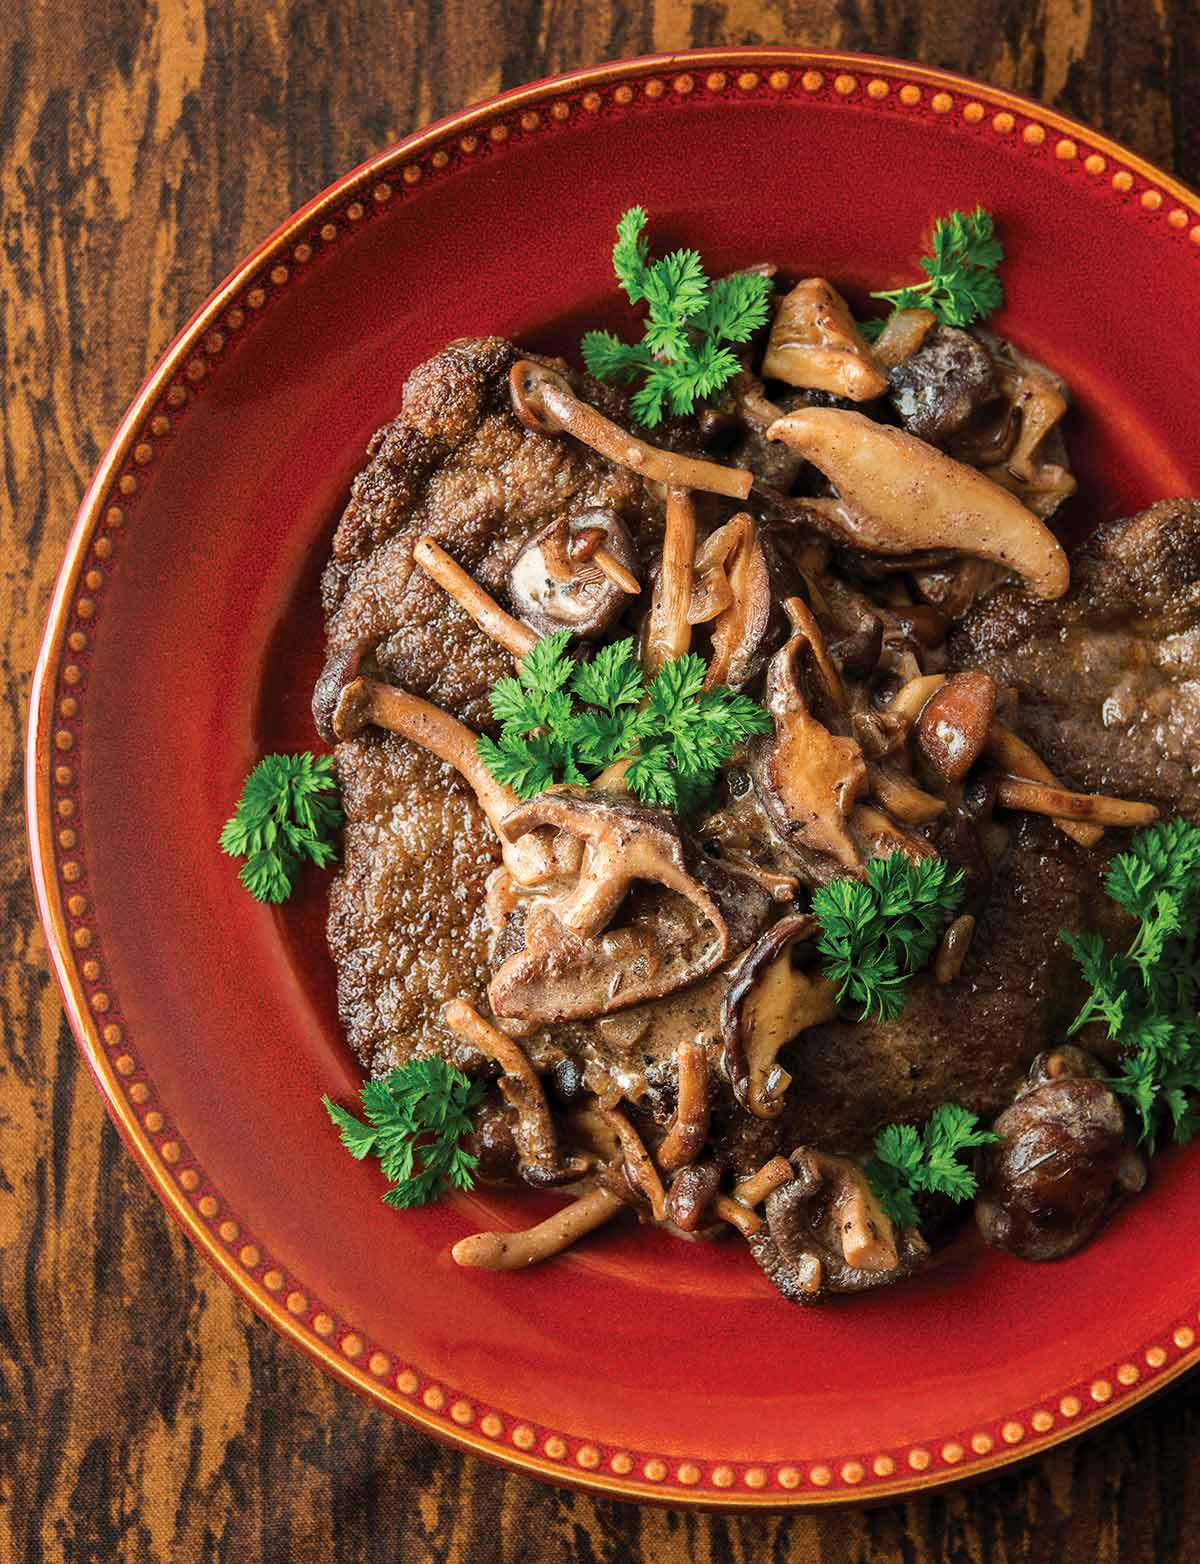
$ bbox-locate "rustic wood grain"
[3,2,1199,1559]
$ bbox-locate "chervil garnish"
[323,1057,483,1209]
[219,752,342,903]
[866,1103,999,1228]
[581,206,773,426]
[860,206,1004,341]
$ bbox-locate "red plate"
[27,50,1200,1506]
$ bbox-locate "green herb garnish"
[581,206,773,426]
[476,631,772,813]
[866,1103,999,1228]
[812,853,966,1021]
[860,206,1004,342]
[220,752,342,903]
[323,1057,483,1209]
[1062,819,1200,1150]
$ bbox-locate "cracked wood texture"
[3,2,1200,1560]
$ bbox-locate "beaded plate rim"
[26,47,1200,1507]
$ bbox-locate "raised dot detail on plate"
[909,1449,931,1471]
[741,1467,765,1489]
[1002,1420,1025,1443]
[395,1369,418,1393]
[58,828,77,850]
[270,265,289,286]
[1142,190,1163,210]
[119,474,138,494]
[931,91,952,113]
[373,182,392,203]
[104,1021,122,1044]
[347,201,365,221]
[1113,170,1134,192]
[840,1461,864,1484]
[1060,1394,1081,1417]
[480,1413,503,1437]
[167,384,188,406]
[962,101,984,122]
[576,1444,600,1469]
[262,1269,284,1292]
[459,134,479,152]
[1091,1379,1113,1403]
[992,111,1014,132]
[1023,123,1046,145]
[808,1463,832,1487]
[1176,1326,1196,1349]
[489,123,509,142]
[338,1333,362,1359]
[802,70,824,92]
[971,1433,993,1455]
[643,1457,666,1480]
[218,1219,239,1242]
[205,332,225,356]
[133,442,153,465]
[450,1399,473,1425]
[128,1082,149,1104]
[402,165,421,186]
[61,860,82,882]
[705,72,726,92]
[544,1435,566,1459]
[320,222,338,241]
[293,242,312,262]
[738,72,760,91]
[610,1451,632,1474]
[57,768,76,790]
[867,79,890,99]
[159,1139,180,1163]
[59,797,77,818]
[144,1110,164,1132]
[198,1195,219,1219]
[1168,208,1189,228]
[1146,1345,1167,1367]
[93,536,113,559]
[643,78,664,100]
[84,569,102,590]
[520,111,540,131]
[313,1313,335,1338]
[873,1454,895,1477]
[549,103,569,122]
[1085,153,1106,174]
[769,70,791,90]
[676,1462,700,1486]
[1031,1410,1054,1432]
[1116,1363,1139,1386]
[68,630,88,651]
[1191,226,1200,246]
[431,149,449,169]
[239,1244,260,1268]
[56,729,75,751]
[66,891,86,914]
[59,697,78,719]
[613,84,633,105]
[90,991,110,1012]
[512,1424,535,1450]
[834,74,857,96]
[150,413,170,436]
[114,1054,135,1075]
[1056,138,1077,160]
[187,357,209,382]
[941,1443,963,1465]
[711,1464,735,1488]
[178,1168,199,1192]
[673,74,695,95]
[899,84,921,105]
[368,1350,389,1375]
[75,598,94,623]
[582,92,601,112]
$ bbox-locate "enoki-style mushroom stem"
[985,721,1104,848]
[995,775,1158,828]
[590,546,641,595]
[883,673,946,728]
[414,536,538,661]
[441,1000,564,1179]
[713,1194,762,1238]
[451,1189,627,1270]
[601,1105,668,1221]
[642,486,697,675]
[656,1040,711,1172]
[509,360,754,500]
[731,1156,795,1208]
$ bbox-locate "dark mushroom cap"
[887,324,996,446]
[916,670,999,787]
[312,640,372,743]
[720,913,825,1117]
[508,510,639,639]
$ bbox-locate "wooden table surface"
[4,3,1200,1560]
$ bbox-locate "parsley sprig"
[476,631,772,813]
[323,1057,483,1209]
[581,206,773,426]
[867,1104,999,1228]
[1062,819,1200,1150]
[860,207,1004,342]
[220,752,342,903]
[812,853,966,1021]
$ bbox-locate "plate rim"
[25,45,1200,1508]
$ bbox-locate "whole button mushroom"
[975,1046,1147,1261]
[916,670,999,787]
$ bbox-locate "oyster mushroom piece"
[762,278,889,401]
[688,512,775,690]
[509,360,753,500]
[749,1148,929,1303]
[753,597,868,874]
[311,644,552,886]
[488,790,731,1023]
[767,407,1070,600]
[976,1047,1147,1261]
[721,913,839,1118]
[508,509,641,640]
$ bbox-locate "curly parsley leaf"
[861,206,1005,340]
[323,1057,484,1210]
[581,206,772,426]
[219,752,342,903]
[1062,819,1200,1150]
[475,634,771,811]
[812,853,966,1022]
[866,1104,998,1228]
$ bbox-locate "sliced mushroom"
[441,1000,587,1188]
[488,790,731,1023]
[509,360,753,500]
[749,1149,928,1303]
[642,486,697,675]
[721,914,839,1117]
[951,332,1077,518]
[767,407,1070,600]
[508,510,640,640]
[870,307,937,371]
[762,278,889,401]
[915,670,999,787]
[413,536,538,660]
[850,803,939,866]
[976,1047,1146,1261]
[753,598,868,873]
[311,645,552,887]
[689,512,774,689]
[932,913,976,984]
